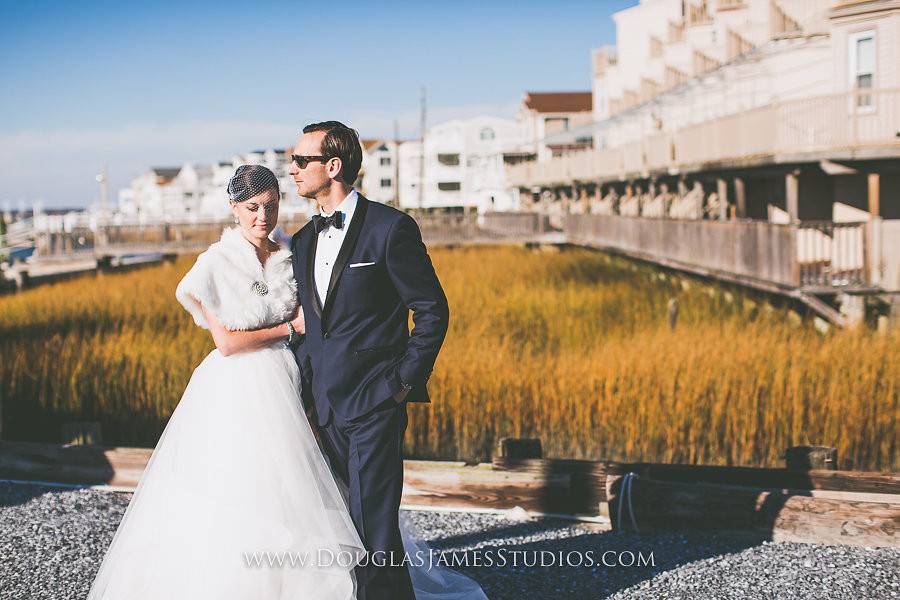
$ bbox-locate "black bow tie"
[312,211,344,234]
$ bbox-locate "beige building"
[517,91,594,160]
[510,0,899,224]
[507,0,900,315]
[359,139,400,206]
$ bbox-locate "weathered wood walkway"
[6,210,893,326]
[1,440,897,548]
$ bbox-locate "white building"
[398,116,527,213]
[516,91,594,160]
[117,167,183,219]
[116,149,312,221]
[585,0,850,153]
[359,139,400,206]
[509,0,900,223]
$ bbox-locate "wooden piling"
[786,446,838,471]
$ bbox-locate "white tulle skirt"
[87,342,488,600]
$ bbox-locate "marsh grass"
[1,246,896,470]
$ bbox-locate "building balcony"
[507,88,900,188]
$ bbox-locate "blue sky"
[0,0,634,208]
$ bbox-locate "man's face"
[290,131,331,200]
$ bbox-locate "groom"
[288,121,449,600]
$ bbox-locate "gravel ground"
[1,480,898,599]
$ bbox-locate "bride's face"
[231,189,279,243]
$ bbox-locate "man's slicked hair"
[302,121,363,186]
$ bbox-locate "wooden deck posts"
[786,170,800,222]
[734,177,746,219]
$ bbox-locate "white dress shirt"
[314,188,359,304]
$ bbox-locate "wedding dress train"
[87,340,489,599]
[87,228,487,599]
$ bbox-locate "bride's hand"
[290,307,305,335]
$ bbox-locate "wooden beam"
[403,459,604,516]
[607,477,899,548]
[868,172,880,218]
[717,177,729,221]
[2,440,898,547]
[6,444,897,499]
[494,437,543,460]
[606,461,899,494]
[734,176,746,218]
[0,441,152,489]
[786,445,837,471]
[786,170,800,222]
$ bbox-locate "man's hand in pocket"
[392,387,410,404]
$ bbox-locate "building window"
[438,182,461,191]
[380,178,392,188]
[479,127,495,140]
[437,154,460,166]
[849,31,875,109]
[544,117,569,135]
[379,157,391,166]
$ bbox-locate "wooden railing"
[26,213,558,259]
[772,0,831,37]
[507,89,900,187]
[9,212,879,294]
[796,221,868,288]
[566,213,803,289]
[481,211,554,236]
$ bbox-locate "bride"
[86,165,488,600]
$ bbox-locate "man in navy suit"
[288,121,449,600]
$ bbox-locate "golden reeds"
[1,246,897,470]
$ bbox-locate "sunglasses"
[290,154,329,169]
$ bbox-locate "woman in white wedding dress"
[87,165,488,600]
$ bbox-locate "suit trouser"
[317,398,415,600]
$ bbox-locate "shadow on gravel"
[429,520,768,600]
[0,442,117,507]
[0,480,94,507]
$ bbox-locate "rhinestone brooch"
[251,281,269,296]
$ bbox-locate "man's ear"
[326,157,343,182]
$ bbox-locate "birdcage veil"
[226,164,279,203]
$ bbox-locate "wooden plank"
[608,477,900,548]
[3,440,899,548]
[4,441,897,502]
[403,459,600,516]
[0,441,151,489]
[607,461,900,495]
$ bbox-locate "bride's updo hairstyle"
[227,164,280,202]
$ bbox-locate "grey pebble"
[1,481,898,599]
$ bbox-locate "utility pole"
[392,118,400,208]
[419,86,426,210]
[95,164,109,221]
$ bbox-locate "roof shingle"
[523,91,592,113]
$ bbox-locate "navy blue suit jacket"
[290,195,449,426]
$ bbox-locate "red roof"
[523,91,592,113]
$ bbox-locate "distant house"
[117,166,184,219]
[359,139,400,206]
[117,150,312,221]
[399,115,526,213]
[517,91,594,160]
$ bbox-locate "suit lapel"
[322,195,369,320]
[305,225,323,319]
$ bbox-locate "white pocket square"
[349,261,376,268]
